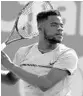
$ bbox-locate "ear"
[37,21,45,32]
[37,23,43,32]
[38,27,42,31]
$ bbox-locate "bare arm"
[1,63,68,91]
[1,51,69,91]
[1,70,19,85]
[1,50,77,91]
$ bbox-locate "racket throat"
[6,38,25,45]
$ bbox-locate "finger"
[1,51,12,63]
[1,51,7,58]
[1,51,6,56]
[1,51,5,57]
[1,51,9,61]
[1,51,9,58]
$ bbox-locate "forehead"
[46,16,63,23]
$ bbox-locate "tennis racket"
[1,1,53,50]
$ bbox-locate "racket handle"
[1,43,6,50]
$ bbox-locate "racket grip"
[1,43,6,50]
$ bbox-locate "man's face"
[44,15,64,44]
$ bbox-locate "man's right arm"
[1,70,19,85]
[1,44,34,85]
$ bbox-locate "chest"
[20,49,59,76]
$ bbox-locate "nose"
[57,25,63,31]
[57,28,63,32]
[57,26,64,35]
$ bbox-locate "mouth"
[56,33,63,36]
[55,33,63,39]
[56,30,63,36]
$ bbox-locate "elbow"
[42,83,52,92]
[39,83,52,92]
[38,76,52,92]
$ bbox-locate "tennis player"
[1,10,78,96]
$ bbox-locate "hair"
[37,10,61,23]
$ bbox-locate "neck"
[38,39,58,53]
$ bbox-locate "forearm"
[1,51,51,90]
[7,62,52,90]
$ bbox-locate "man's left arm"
[37,67,69,91]
[36,49,78,91]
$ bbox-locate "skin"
[1,15,69,92]
[38,15,64,53]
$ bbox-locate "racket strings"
[45,1,53,10]
[17,3,35,38]
[2,1,53,47]
[17,1,53,39]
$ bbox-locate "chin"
[56,37,63,43]
[48,39,62,44]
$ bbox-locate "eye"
[50,22,64,28]
[51,23,58,27]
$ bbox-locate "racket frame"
[4,1,34,45]
[2,1,53,46]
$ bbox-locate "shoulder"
[59,44,78,61]
[58,43,71,52]
[53,44,78,74]
[16,43,37,56]
[13,43,37,64]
